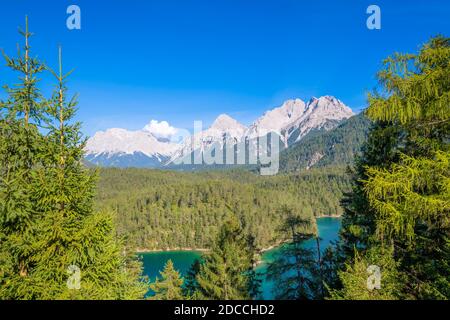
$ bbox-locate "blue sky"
[1,0,449,136]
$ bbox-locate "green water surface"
[139,217,341,299]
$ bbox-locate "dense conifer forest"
[95,166,350,250]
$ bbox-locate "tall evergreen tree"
[266,206,320,299]
[0,16,47,297]
[338,123,400,259]
[183,259,202,298]
[195,215,259,300]
[150,260,184,300]
[334,36,450,299]
[1,19,147,299]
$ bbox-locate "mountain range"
[85,96,366,170]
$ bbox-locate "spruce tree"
[266,206,320,299]
[195,215,259,300]
[28,47,146,299]
[183,258,202,298]
[149,260,184,300]
[1,18,147,299]
[0,16,47,298]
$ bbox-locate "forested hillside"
[95,167,350,250]
[279,113,371,172]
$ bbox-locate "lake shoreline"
[136,247,210,254]
[315,214,342,218]
[137,243,285,255]
[139,218,342,299]
[136,216,341,254]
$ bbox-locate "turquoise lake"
[139,217,341,299]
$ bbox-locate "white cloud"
[143,120,178,139]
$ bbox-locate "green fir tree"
[195,215,259,300]
[0,16,47,298]
[0,18,147,300]
[150,259,184,300]
[266,206,320,299]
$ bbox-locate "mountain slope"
[279,113,372,172]
[84,95,358,169]
[245,98,306,146]
[168,114,247,165]
[285,96,354,145]
[85,128,179,168]
[85,151,167,168]
[168,96,354,165]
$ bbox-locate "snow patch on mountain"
[85,95,354,168]
[85,127,179,160]
[244,96,353,147]
[169,114,247,163]
[245,98,306,146]
[284,96,354,143]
